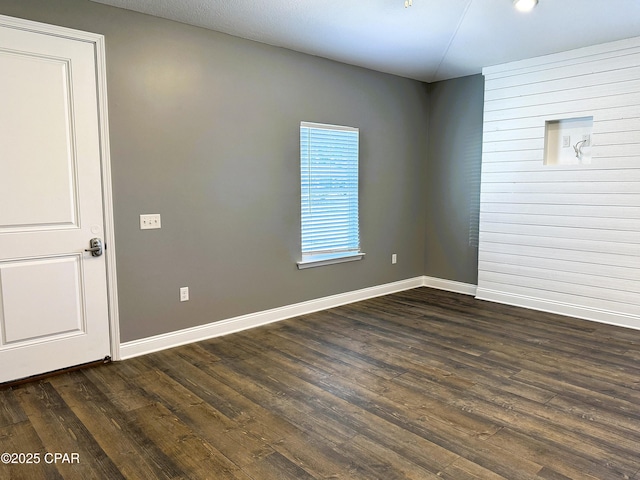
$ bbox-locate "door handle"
[85,238,103,257]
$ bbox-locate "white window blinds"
[299,122,363,268]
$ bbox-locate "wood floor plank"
[136,354,276,468]
[0,421,64,480]
[80,358,157,413]
[451,385,640,476]
[179,343,359,447]
[0,388,27,428]
[49,371,185,479]
[128,402,250,480]
[14,382,125,480]
[481,346,640,400]
[488,426,635,480]
[241,451,316,480]
[3,286,639,479]
[466,381,640,454]
[547,393,640,439]
[343,434,444,479]
[437,456,511,480]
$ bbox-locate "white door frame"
[0,14,121,361]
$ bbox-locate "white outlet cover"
[180,286,189,301]
[140,214,161,230]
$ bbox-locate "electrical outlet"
[392,253,397,264]
[562,135,571,148]
[582,134,591,147]
[180,286,189,302]
[140,214,161,230]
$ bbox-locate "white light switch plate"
[140,214,161,230]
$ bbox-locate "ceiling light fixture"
[404,0,413,7]
[513,0,538,12]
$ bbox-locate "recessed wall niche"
[544,116,594,165]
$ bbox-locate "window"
[297,122,364,269]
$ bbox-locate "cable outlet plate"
[140,214,161,230]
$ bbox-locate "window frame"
[297,121,365,269]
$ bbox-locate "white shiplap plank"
[481,157,640,171]
[483,93,640,123]
[481,169,640,183]
[480,222,640,245]
[485,75,640,112]
[483,127,544,143]
[479,252,640,282]
[481,150,543,163]
[478,272,640,309]
[591,143,640,158]
[480,192,640,207]
[483,37,640,77]
[595,130,640,145]
[479,202,640,219]
[479,242,640,270]
[484,104,640,129]
[484,66,640,102]
[596,117,640,133]
[479,261,640,294]
[478,232,640,263]
[480,181,640,194]
[484,51,640,90]
[479,211,640,231]
[476,280,640,318]
[482,137,544,153]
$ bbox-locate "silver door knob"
[85,238,103,257]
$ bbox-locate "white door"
[0,17,112,382]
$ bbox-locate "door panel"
[0,18,111,382]
[0,51,77,229]
[1,256,84,344]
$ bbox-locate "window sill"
[297,252,365,270]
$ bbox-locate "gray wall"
[425,75,484,285]
[0,0,430,341]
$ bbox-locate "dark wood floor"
[1,287,640,479]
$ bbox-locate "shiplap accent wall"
[477,36,640,330]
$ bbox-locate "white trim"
[476,287,640,332]
[120,277,424,359]
[0,13,101,41]
[297,252,365,269]
[0,15,121,360]
[94,32,121,361]
[422,276,477,296]
[300,121,359,132]
[120,273,640,361]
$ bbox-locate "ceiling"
[90,0,640,82]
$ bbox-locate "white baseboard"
[120,276,640,361]
[422,276,477,296]
[120,276,425,360]
[476,287,640,332]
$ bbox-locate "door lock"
[85,238,103,257]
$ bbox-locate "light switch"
[140,214,161,230]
